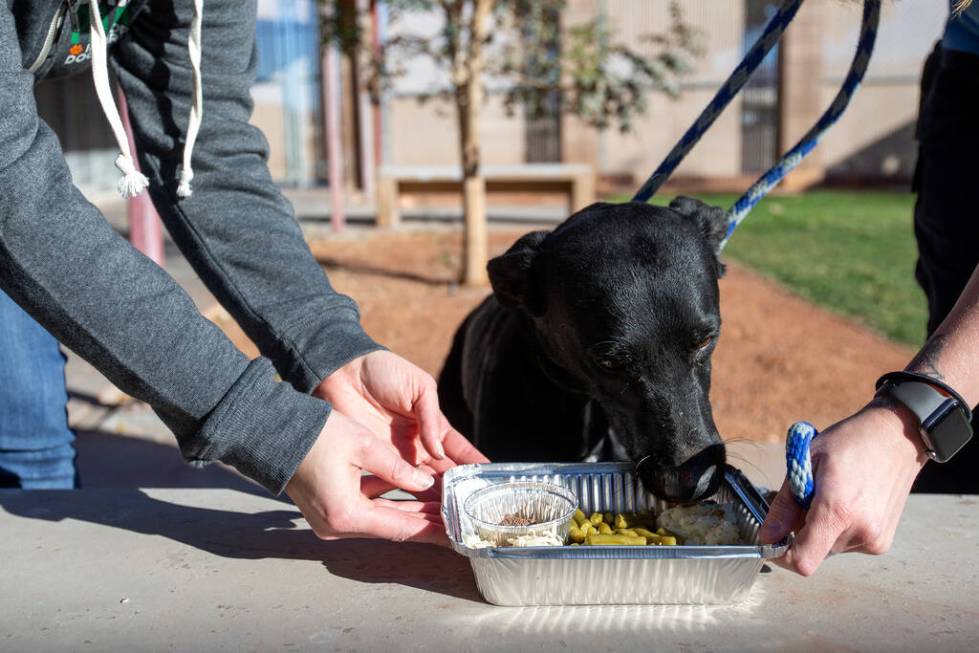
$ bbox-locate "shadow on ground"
[74,428,265,493]
[0,487,480,602]
[55,387,482,600]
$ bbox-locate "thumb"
[759,478,804,545]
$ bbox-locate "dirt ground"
[214,226,914,442]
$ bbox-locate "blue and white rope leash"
[633,0,882,507]
[723,0,881,249]
[780,0,879,508]
[632,0,805,204]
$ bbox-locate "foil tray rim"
[442,461,790,561]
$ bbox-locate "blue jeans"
[0,290,76,488]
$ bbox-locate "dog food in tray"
[442,462,788,606]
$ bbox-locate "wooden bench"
[375,163,596,228]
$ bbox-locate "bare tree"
[324,1,703,285]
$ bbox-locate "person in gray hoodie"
[1,0,485,544]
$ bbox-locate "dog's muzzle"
[635,443,726,503]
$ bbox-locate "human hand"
[285,409,447,544]
[314,350,488,497]
[758,399,928,575]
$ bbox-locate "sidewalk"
[4,490,976,652]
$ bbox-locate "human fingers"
[779,496,851,576]
[845,487,906,556]
[361,474,398,499]
[353,430,436,493]
[353,501,449,545]
[372,498,443,516]
[411,375,447,461]
[362,469,444,502]
[758,479,804,546]
[411,423,487,476]
[407,464,445,502]
[442,425,490,464]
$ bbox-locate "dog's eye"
[695,336,713,351]
[597,358,622,371]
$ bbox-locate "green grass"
[611,190,927,346]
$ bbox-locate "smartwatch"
[875,371,974,463]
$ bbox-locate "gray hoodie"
[1,0,382,493]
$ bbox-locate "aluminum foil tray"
[442,462,788,606]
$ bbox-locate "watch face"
[922,401,973,463]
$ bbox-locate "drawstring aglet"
[115,154,150,199]
[176,168,194,198]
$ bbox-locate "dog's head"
[488,198,728,502]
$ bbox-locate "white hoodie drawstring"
[177,0,204,198]
[88,0,205,200]
[89,0,148,199]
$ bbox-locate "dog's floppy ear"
[669,196,728,275]
[487,230,549,315]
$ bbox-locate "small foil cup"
[464,481,576,547]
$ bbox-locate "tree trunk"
[459,89,487,286]
[457,0,492,286]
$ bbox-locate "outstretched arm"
[760,264,979,575]
[0,4,325,494]
[108,0,489,539]
[112,0,380,392]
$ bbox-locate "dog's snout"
[636,443,726,502]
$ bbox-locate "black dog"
[438,198,729,502]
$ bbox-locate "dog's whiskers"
[723,436,764,446]
[724,452,773,485]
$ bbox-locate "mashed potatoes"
[656,502,742,545]
[462,532,564,548]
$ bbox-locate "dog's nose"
[636,443,725,502]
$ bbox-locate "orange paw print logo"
[69,44,84,56]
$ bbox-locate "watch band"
[875,371,972,421]
[875,371,973,463]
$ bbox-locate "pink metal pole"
[323,45,346,232]
[371,0,384,169]
[117,88,165,266]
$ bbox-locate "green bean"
[628,527,668,546]
[565,507,674,546]
[585,534,647,546]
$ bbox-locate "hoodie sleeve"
[110,0,383,394]
[0,5,326,494]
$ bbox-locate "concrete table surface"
[1,489,976,653]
